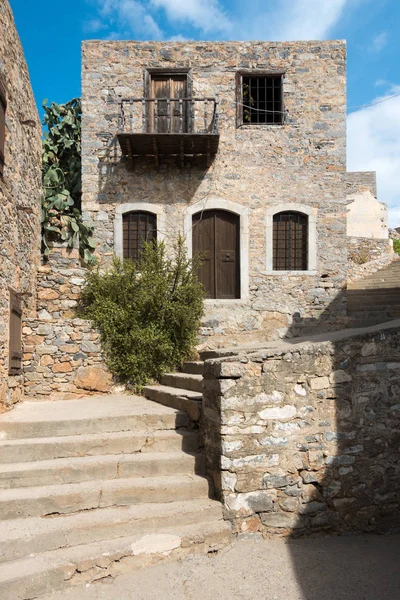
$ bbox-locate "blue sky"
[9,0,400,225]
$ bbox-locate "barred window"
[122,211,157,262]
[239,74,283,125]
[273,211,308,271]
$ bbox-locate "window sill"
[237,123,284,129]
[204,298,248,304]
[263,270,317,276]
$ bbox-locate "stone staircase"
[347,260,400,326]
[143,361,204,423]
[0,394,230,599]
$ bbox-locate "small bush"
[348,245,371,265]
[80,238,205,391]
[393,239,400,256]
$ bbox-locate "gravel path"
[43,534,400,600]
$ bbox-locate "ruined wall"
[0,0,41,409]
[82,40,348,347]
[346,171,388,240]
[202,323,400,536]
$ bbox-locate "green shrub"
[393,239,400,256]
[80,238,205,391]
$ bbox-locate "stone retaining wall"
[23,245,112,399]
[202,324,400,536]
[23,317,111,399]
[347,236,392,266]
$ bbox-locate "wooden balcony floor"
[117,132,220,159]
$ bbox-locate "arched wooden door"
[192,209,240,299]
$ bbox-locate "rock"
[74,365,112,392]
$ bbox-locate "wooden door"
[192,210,240,299]
[150,75,188,133]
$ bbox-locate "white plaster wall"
[347,190,388,239]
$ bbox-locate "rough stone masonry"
[0,0,42,411]
[81,40,349,347]
[202,323,400,536]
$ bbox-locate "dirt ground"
[43,533,400,600]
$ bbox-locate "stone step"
[347,306,400,316]
[182,361,204,375]
[0,429,199,464]
[0,473,211,520]
[0,396,189,440]
[0,498,223,563]
[161,372,203,394]
[0,451,205,489]
[0,519,231,600]
[143,385,202,422]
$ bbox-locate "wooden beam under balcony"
[117,132,220,164]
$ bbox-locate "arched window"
[122,211,157,261]
[273,211,308,271]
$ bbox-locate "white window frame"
[265,203,317,275]
[114,202,166,259]
[183,198,250,301]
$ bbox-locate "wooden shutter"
[273,212,308,270]
[122,211,157,262]
[9,290,22,375]
[192,210,240,299]
[0,79,6,177]
[150,75,188,133]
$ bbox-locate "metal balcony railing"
[117,97,219,135]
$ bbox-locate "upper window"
[273,211,308,271]
[0,78,6,177]
[238,73,284,126]
[122,211,157,262]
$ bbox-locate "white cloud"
[86,0,356,41]
[150,0,231,33]
[371,31,388,53]
[228,0,351,41]
[95,0,163,39]
[347,87,400,227]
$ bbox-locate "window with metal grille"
[122,211,157,262]
[9,290,22,375]
[0,78,6,177]
[273,212,308,271]
[240,74,283,125]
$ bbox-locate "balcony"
[117,97,220,167]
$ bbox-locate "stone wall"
[345,171,377,198]
[347,236,392,265]
[348,251,397,285]
[202,323,400,536]
[22,244,112,399]
[23,317,111,399]
[0,0,41,410]
[81,40,348,346]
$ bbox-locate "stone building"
[0,0,42,410]
[81,40,348,347]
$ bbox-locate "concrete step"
[182,361,204,375]
[0,429,199,464]
[0,396,189,440]
[0,498,223,563]
[143,385,202,422]
[0,519,231,600]
[0,451,205,489]
[0,473,211,520]
[161,372,203,394]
